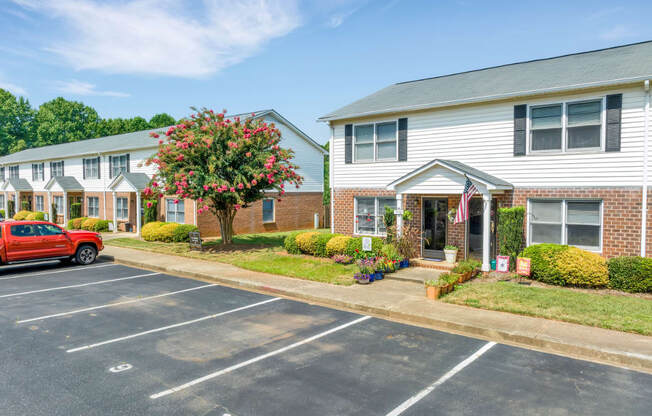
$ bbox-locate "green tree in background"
[149,113,176,127]
[126,116,150,132]
[0,89,35,155]
[34,97,101,147]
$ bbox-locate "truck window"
[10,224,39,237]
[37,224,64,236]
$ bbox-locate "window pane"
[37,224,63,236]
[567,125,601,149]
[531,223,562,244]
[356,197,376,234]
[567,224,600,249]
[531,105,561,129]
[377,198,397,233]
[531,129,562,151]
[531,201,562,222]
[376,141,396,160]
[354,125,373,143]
[11,224,38,237]
[567,202,600,224]
[376,122,396,142]
[262,200,274,222]
[567,101,601,126]
[355,143,374,161]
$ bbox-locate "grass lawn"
[443,281,652,335]
[105,229,357,286]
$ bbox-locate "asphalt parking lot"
[0,261,650,416]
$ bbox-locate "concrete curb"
[100,254,652,374]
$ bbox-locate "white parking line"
[17,283,219,323]
[0,272,160,298]
[67,297,282,353]
[150,315,372,400]
[385,341,496,416]
[0,263,118,281]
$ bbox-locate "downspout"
[329,124,335,233]
[642,80,650,257]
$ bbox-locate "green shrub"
[144,199,158,224]
[555,247,608,287]
[0,209,5,218]
[380,243,401,261]
[25,212,45,221]
[326,235,351,257]
[313,233,337,257]
[21,200,30,211]
[13,210,31,220]
[283,231,302,254]
[497,206,525,269]
[81,218,99,231]
[295,232,320,254]
[521,244,569,286]
[344,236,383,257]
[142,221,165,241]
[157,223,180,242]
[172,224,199,242]
[50,202,56,222]
[69,217,88,230]
[70,203,82,219]
[93,220,110,232]
[608,256,652,293]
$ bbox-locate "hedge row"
[522,244,651,292]
[141,221,198,242]
[284,232,384,257]
[67,217,110,232]
[14,210,45,221]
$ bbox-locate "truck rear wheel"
[75,245,97,265]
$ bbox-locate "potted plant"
[424,279,440,300]
[354,273,371,284]
[356,258,376,283]
[444,245,458,263]
[374,258,385,280]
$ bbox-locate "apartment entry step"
[411,258,457,271]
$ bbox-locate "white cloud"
[0,80,27,96]
[53,79,130,97]
[13,0,302,78]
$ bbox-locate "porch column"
[395,193,403,236]
[482,193,491,272]
[3,192,8,218]
[135,191,142,236]
[63,191,68,225]
[112,192,118,233]
[47,191,51,221]
[15,191,19,212]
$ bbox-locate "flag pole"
[463,174,469,261]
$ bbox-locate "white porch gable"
[107,172,151,236]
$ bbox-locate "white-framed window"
[262,199,275,223]
[0,167,5,181]
[50,161,64,178]
[0,194,5,211]
[166,199,185,223]
[353,121,398,162]
[32,163,44,181]
[9,165,19,179]
[116,197,129,220]
[529,98,604,153]
[528,199,602,252]
[87,197,99,218]
[53,196,64,215]
[35,195,44,212]
[354,196,396,235]
[111,154,129,178]
[83,158,100,179]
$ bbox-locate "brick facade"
[333,186,649,259]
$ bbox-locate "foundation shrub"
[326,236,351,257]
[13,210,31,220]
[69,217,88,230]
[521,244,569,286]
[295,232,320,255]
[93,220,110,232]
[283,231,302,254]
[497,206,525,270]
[157,223,181,242]
[554,247,608,287]
[172,224,199,242]
[25,212,45,221]
[608,257,652,293]
[81,218,99,231]
[0,209,4,218]
[344,236,383,257]
[313,233,338,257]
[142,222,165,241]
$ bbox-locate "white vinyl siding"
[87,197,99,217]
[354,197,396,236]
[166,199,185,223]
[35,195,44,212]
[116,197,128,220]
[331,87,645,189]
[528,199,602,252]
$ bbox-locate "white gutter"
[642,79,650,257]
[329,124,334,233]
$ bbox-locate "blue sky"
[1,0,651,144]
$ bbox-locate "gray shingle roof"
[0,109,324,165]
[320,41,652,121]
[2,178,33,191]
[387,159,512,190]
[108,172,151,191]
[45,176,83,191]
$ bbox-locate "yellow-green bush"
[157,223,181,242]
[326,235,351,257]
[13,210,31,220]
[555,247,609,287]
[295,232,320,254]
[81,218,99,231]
[142,222,165,241]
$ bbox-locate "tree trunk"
[217,206,236,245]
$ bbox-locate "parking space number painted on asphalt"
[109,364,133,373]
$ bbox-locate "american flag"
[454,178,478,224]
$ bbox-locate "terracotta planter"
[426,286,440,300]
[463,271,472,281]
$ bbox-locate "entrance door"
[467,198,497,261]
[422,198,447,259]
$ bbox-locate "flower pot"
[463,271,472,281]
[374,271,384,281]
[368,273,375,283]
[426,286,440,300]
[354,273,371,284]
[444,249,458,263]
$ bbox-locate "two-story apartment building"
[320,41,652,271]
[0,110,326,236]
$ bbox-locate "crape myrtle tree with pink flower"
[144,108,303,244]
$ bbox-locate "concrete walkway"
[100,245,652,374]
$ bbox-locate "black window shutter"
[513,105,527,156]
[398,118,408,161]
[606,94,622,152]
[126,154,130,172]
[82,159,86,180]
[344,125,353,164]
[97,157,101,179]
[109,156,113,178]
[50,162,53,179]
[61,160,64,176]
[40,163,44,180]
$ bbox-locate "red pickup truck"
[0,220,104,266]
